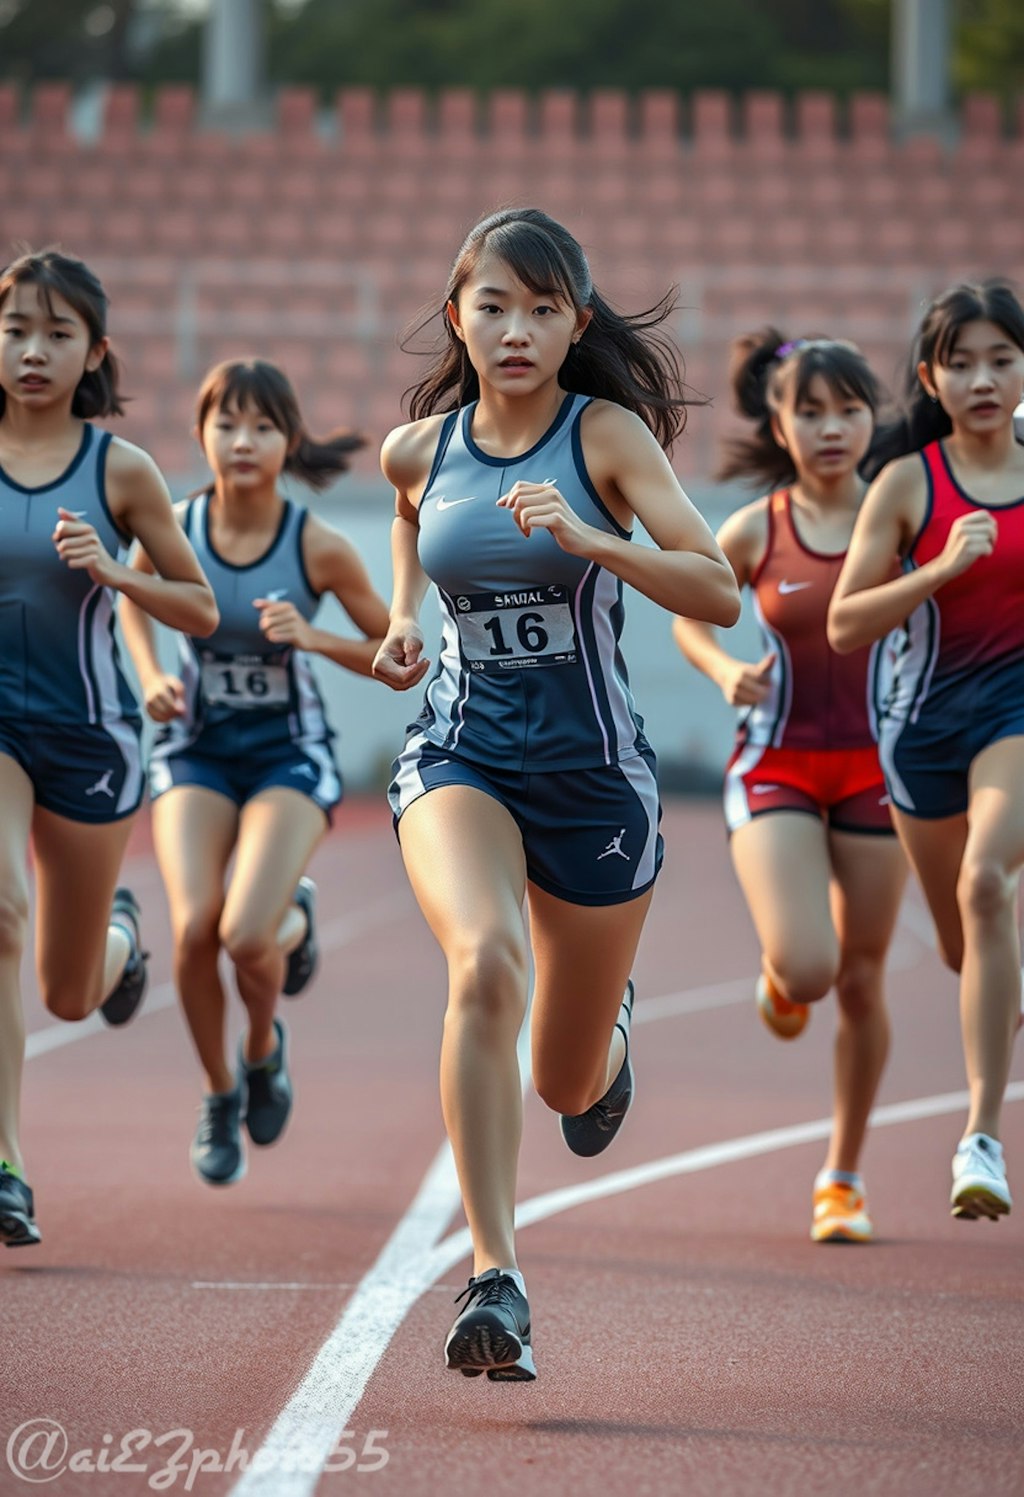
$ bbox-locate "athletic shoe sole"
[811,1221,872,1243]
[191,1153,248,1189]
[951,1183,1011,1220]
[445,1321,536,1381]
[0,1208,41,1247]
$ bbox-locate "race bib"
[453,585,578,672]
[200,652,290,709]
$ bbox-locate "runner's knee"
[957,856,1016,928]
[220,917,278,971]
[176,906,222,965]
[768,950,836,1005]
[835,953,886,1020]
[445,932,527,1031]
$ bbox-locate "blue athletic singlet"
[414,393,649,773]
[151,492,334,762]
[0,422,138,725]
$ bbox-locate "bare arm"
[498,403,741,626]
[827,456,996,653]
[672,500,777,705]
[371,418,446,691]
[118,504,190,722]
[254,515,390,679]
[103,440,217,634]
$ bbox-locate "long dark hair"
[404,207,698,451]
[866,280,1024,476]
[718,328,886,490]
[196,360,364,491]
[0,247,124,418]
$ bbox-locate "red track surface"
[3,801,1022,1497]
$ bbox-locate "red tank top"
[907,441,1024,681]
[745,491,881,750]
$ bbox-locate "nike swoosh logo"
[435,495,476,511]
[750,784,782,794]
[778,580,812,594]
[263,589,289,601]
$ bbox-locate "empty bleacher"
[1,83,1020,483]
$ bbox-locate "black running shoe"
[100,887,150,1027]
[190,1087,246,1186]
[240,1017,293,1146]
[444,1268,536,1381]
[0,1164,41,1247]
[283,878,318,997]
[560,980,635,1158]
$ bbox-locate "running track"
[3,801,1022,1497]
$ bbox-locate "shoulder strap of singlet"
[94,429,131,547]
[749,490,784,587]
[181,495,199,544]
[423,411,460,493]
[291,503,321,602]
[921,439,946,491]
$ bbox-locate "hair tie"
[774,339,806,360]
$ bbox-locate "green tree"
[0,0,143,84]
[2,0,1021,102]
[957,0,1024,97]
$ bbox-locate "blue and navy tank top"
[153,491,332,758]
[0,422,138,725]
[414,392,649,772]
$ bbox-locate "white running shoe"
[950,1133,1012,1220]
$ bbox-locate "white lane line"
[23,896,403,1062]
[235,990,1024,1497]
[190,1282,458,1293]
[427,1080,1024,1276]
[233,1078,1024,1497]
[24,983,178,1058]
[192,1283,359,1291]
[229,1019,533,1497]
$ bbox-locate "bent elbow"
[826,607,855,654]
[715,580,742,629]
[192,592,220,638]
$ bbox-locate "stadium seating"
[1,84,1019,481]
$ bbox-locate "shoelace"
[196,1096,237,1146]
[588,1093,626,1133]
[453,1273,520,1312]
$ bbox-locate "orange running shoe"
[755,972,809,1040]
[811,1172,873,1243]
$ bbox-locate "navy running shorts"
[149,738,342,819]
[0,715,143,823]
[388,730,663,906]
[879,656,1024,820]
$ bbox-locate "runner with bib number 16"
[372,206,740,1382]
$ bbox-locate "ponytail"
[195,359,365,491]
[285,429,365,491]
[717,328,887,490]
